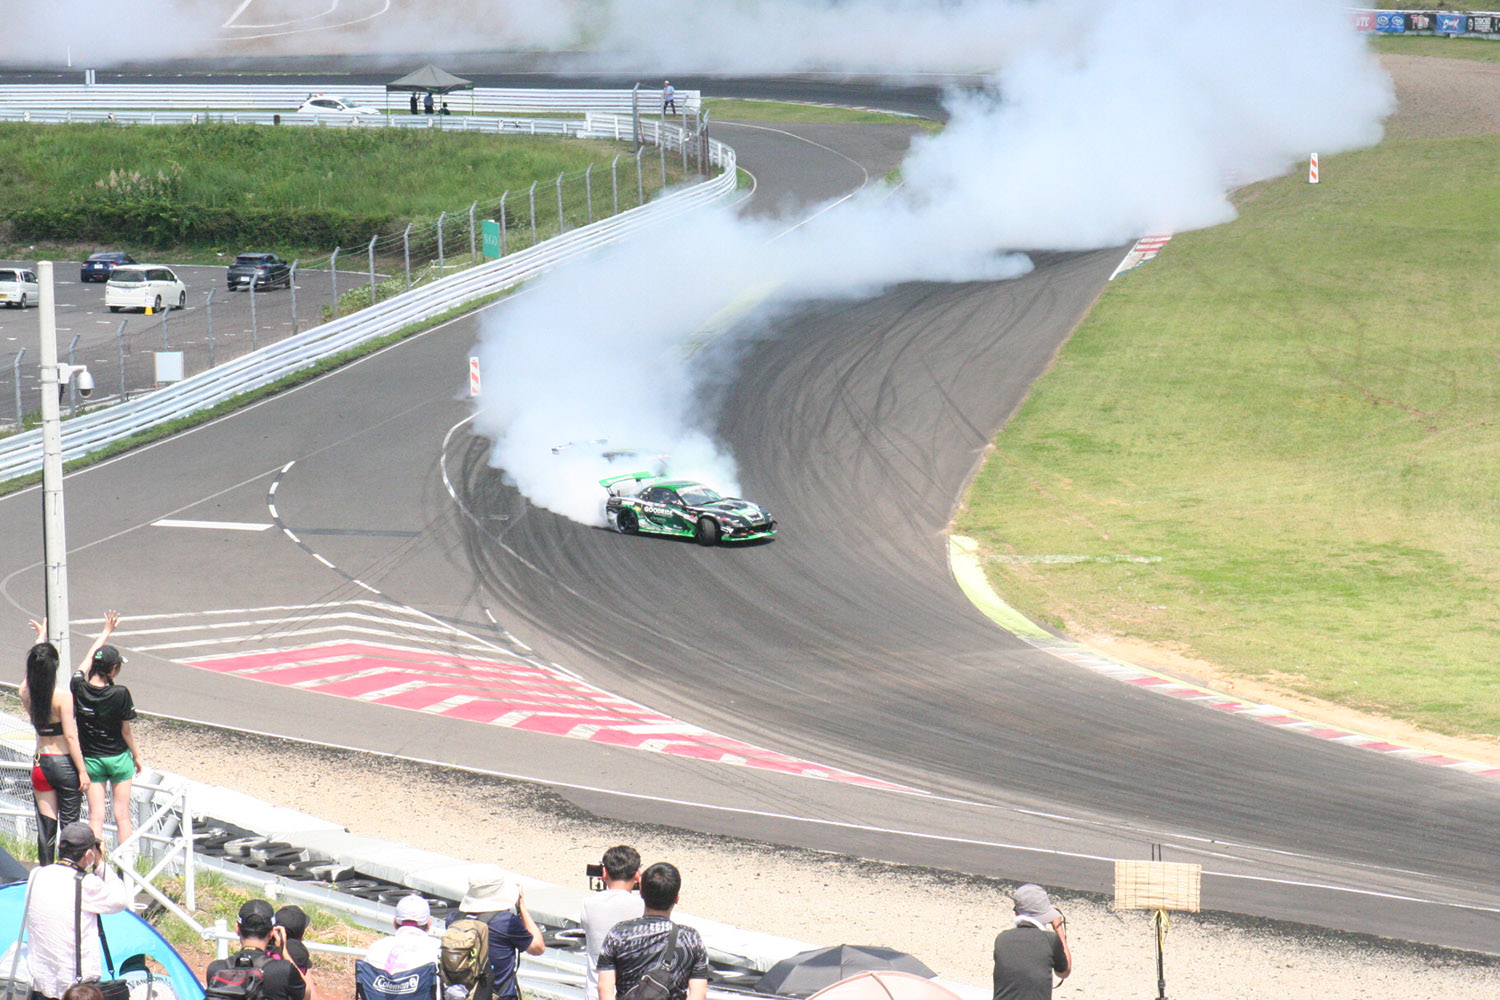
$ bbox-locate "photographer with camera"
[581,846,645,998]
[992,884,1071,1000]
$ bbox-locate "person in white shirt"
[662,81,676,115]
[365,894,441,974]
[24,823,131,1000]
[581,846,645,999]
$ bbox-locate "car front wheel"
[177,291,186,309]
[695,517,720,546]
[153,295,163,312]
[616,509,638,535]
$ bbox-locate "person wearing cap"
[70,611,143,851]
[23,822,131,1000]
[443,866,544,1000]
[662,80,676,115]
[206,899,307,1000]
[992,884,1071,1000]
[366,893,442,974]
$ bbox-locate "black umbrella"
[757,946,937,998]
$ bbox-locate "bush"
[8,203,397,250]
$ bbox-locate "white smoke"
[471,0,1393,524]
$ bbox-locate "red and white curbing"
[948,537,1500,782]
[1108,233,1172,280]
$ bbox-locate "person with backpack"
[596,863,707,1000]
[205,900,306,1000]
[441,867,543,1000]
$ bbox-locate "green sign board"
[481,219,501,259]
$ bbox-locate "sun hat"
[460,865,519,912]
[1012,884,1060,925]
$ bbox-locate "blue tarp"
[0,879,205,1000]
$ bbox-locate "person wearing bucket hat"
[991,883,1071,1000]
[444,866,544,1000]
[70,611,145,852]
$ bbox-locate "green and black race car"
[602,472,777,545]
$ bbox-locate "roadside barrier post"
[248,275,258,351]
[437,211,447,277]
[160,306,169,349]
[529,181,538,246]
[469,201,478,264]
[116,321,126,401]
[204,290,215,367]
[632,82,641,152]
[585,164,593,225]
[499,192,508,256]
[612,155,620,215]
[330,247,340,319]
[681,126,688,173]
[659,139,667,190]
[10,349,22,431]
[636,148,645,205]
[555,172,566,235]
[67,335,80,416]
[367,234,378,306]
[403,224,413,291]
[289,260,299,336]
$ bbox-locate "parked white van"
[105,265,187,313]
[0,267,39,309]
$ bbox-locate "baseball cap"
[238,899,275,936]
[59,822,99,852]
[1012,884,1060,924]
[394,893,431,926]
[93,645,126,670]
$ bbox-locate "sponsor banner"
[1376,11,1406,33]
[1439,12,1467,34]
[1470,13,1500,34]
[1350,9,1377,31]
[1405,11,1435,32]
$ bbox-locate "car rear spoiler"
[599,471,657,489]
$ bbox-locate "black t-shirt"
[70,674,136,758]
[597,916,708,1000]
[274,938,311,973]
[206,947,306,1000]
[992,926,1067,1000]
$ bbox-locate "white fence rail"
[0,84,700,115]
[0,115,734,483]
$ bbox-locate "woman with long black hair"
[20,619,90,865]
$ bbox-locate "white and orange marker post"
[469,356,481,397]
[1309,153,1319,184]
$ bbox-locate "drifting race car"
[602,472,777,545]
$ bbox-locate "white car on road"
[0,267,38,309]
[105,265,187,313]
[296,95,381,116]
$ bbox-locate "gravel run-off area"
[132,53,1500,1000]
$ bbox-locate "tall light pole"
[38,261,71,672]
[38,261,93,677]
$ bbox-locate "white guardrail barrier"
[0,112,735,483]
[0,84,700,115]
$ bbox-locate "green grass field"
[0,121,639,257]
[1372,35,1500,63]
[954,133,1500,740]
[705,98,939,129]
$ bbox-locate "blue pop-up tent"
[0,879,205,1000]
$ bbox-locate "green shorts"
[84,751,135,784]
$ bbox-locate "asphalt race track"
[0,72,1497,954]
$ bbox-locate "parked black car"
[80,251,137,282]
[227,253,292,291]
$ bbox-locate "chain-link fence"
[2,118,713,432]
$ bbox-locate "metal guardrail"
[0,84,701,114]
[0,114,736,483]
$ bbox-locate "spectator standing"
[22,822,131,1000]
[597,863,707,1000]
[206,900,306,1000]
[992,884,1071,1000]
[410,92,420,115]
[20,619,90,865]
[444,867,544,1000]
[424,91,435,114]
[582,846,644,999]
[661,81,676,116]
[70,612,143,853]
[367,894,442,973]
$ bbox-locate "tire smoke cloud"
[471,0,1394,526]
